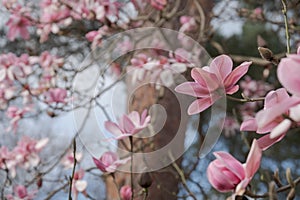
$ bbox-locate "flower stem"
[129,136,134,200]
[68,139,77,200]
[281,0,290,54]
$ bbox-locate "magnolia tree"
[1,0,300,199]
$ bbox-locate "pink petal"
[128,111,140,126]
[207,162,236,192]
[264,88,289,109]
[175,82,209,97]
[224,61,251,89]
[104,121,123,137]
[297,47,300,55]
[277,57,300,96]
[269,119,291,139]
[191,68,219,91]
[122,115,135,133]
[187,97,213,115]
[257,133,285,151]
[244,139,262,178]
[93,157,107,172]
[209,55,233,80]
[226,85,239,95]
[240,118,257,131]
[214,152,245,180]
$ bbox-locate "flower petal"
[240,118,257,131]
[245,139,262,178]
[209,55,233,80]
[187,97,213,115]
[105,121,123,137]
[175,82,209,97]
[191,67,219,91]
[269,119,291,139]
[224,61,251,89]
[257,133,285,151]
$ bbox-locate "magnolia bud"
[138,172,152,188]
[258,47,273,61]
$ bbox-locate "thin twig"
[281,0,290,54]
[68,139,77,200]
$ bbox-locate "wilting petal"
[188,97,213,115]
[209,55,233,80]
[277,57,300,96]
[224,61,251,89]
[175,82,209,97]
[244,139,262,178]
[240,118,257,131]
[269,119,291,139]
[214,152,245,180]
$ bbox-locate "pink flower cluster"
[175,55,252,114]
[0,136,48,178]
[127,53,191,89]
[6,185,37,200]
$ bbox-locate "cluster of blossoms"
[6,185,37,200]
[174,47,300,197]
[4,0,138,43]
[127,52,194,89]
[0,136,48,178]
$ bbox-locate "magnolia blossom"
[150,0,167,10]
[175,55,251,115]
[277,47,300,96]
[6,185,37,200]
[0,137,48,178]
[179,16,197,33]
[6,106,32,132]
[240,88,300,150]
[6,5,31,41]
[105,109,151,140]
[93,151,130,173]
[120,185,132,200]
[207,139,262,196]
[85,26,110,49]
[72,169,88,200]
[14,136,49,169]
[44,88,67,103]
[127,54,189,89]
[61,150,83,169]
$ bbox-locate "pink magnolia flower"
[6,185,37,200]
[93,151,130,173]
[0,146,17,177]
[105,109,151,140]
[44,88,67,103]
[175,55,252,115]
[6,106,32,132]
[277,47,300,96]
[13,136,49,169]
[6,6,31,41]
[179,16,197,33]
[61,150,83,169]
[72,169,87,200]
[85,26,110,49]
[120,185,132,200]
[150,0,167,10]
[207,139,262,196]
[240,88,300,150]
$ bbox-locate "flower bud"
[138,172,152,188]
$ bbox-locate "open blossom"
[13,136,49,169]
[207,139,262,196]
[72,169,88,200]
[120,185,132,200]
[61,150,83,169]
[179,16,197,33]
[6,185,37,200]
[6,106,32,132]
[85,26,110,49]
[175,55,252,115]
[6,5,32,41]
[93,151,130,173]
[44,88,67,103]
[105,109,151,140]
[277,47,300,96]
[240,88,300,150]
